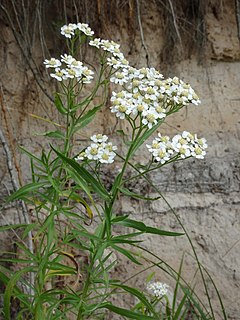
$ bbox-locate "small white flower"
[76,23,94,36]
[142,107,159,128]
[63,67,83,79]
[91,134,108,143]
[182,131,194,143]
[82,67,94,83]
[98,149,115,164]
[61,24,76,38]
[147,282,169,298]
[75,152,86,161]
[195,136,208,149]
[110,70,129,85]
[191,146,206,159]
[178,145,191,158]
[61,54,76,65]
[50,68,65,81]
[89,38,101,48]
[44,58,61,68]
[110,102,132,120]
[85,143,100,160]
[107,57,129,69]
[104,142,118,152]
[79,135,117,164]
[153,146,171,164]
[172,134,188,152]
[146,139,161,153]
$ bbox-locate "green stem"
[124,159,218,320]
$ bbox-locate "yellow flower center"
[137,105,144,112]
[102,153,109,160]
[146,114,155,122]
[90,148,98,155]
[179,138,187,145]
[195,147,202,155]
[158,150,166,158]
[118,105,127,112]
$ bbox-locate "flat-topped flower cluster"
[147,281,169,298]
[44,54,94,83]
[109,70,201,129]
[147,131,207,164]
[61,22,94,38]
[76,134,117,164]
[44,22,207,164]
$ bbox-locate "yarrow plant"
[0,22,227,320]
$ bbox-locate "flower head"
[61,24,77,38]
[76,134,117,164]
[44,58,61,68]
[76,23,94,36]
[147,131,207,163]
[147,281,169,298]
[50,68,65,81]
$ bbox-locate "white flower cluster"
[61,22,94,38]
[44,54,94,83]
[89,34,200,129]
[147,281,169,298]
[147,131,207,164]
[109,66,201,128]
[89,38,126,61]
[76,134,117,164]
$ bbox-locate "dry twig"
[136,0,150,67]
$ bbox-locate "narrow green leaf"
[181,287,210,320]
[61,190,93,220]
[115,218,184,237]
[35,130,65,139]
[173,292,188,320]
[7,182,47,202]
[132,120,164,155]
[73,105,102,132]
[111,244,141,265]
[111,215,129,223]
[0,224,31,232]
[172,254,185,314]
[102,304,156,319]
[54,93,67,114]
[72,230,102,242]
[22,223,38,238]
[52,147,110,200]
[4,267,33,320]
[113,284,157,316]
[19,146,43,165]
[66,167,92,199]
[70,97,92,112]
